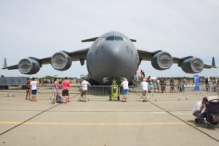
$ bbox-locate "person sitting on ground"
[141,78,148,102]
[51,78,59,104]
[55,92,66,104]
[192,97,208,123]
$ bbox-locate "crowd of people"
[121,76,190,102]
[24,75,219,125]
[25,77,91,104]
[29,78,80,86]
[138,70,219,93]
[138,76,189,94]
[203,77,219,92]
[25,75,218,104]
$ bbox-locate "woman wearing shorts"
[26,79,31,100]
[52,78,59,104]
[120,78,129,102]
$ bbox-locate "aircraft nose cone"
[98,42,136,80]
[104,43,126,68]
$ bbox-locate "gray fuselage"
[86,31,139,84]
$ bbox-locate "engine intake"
[181,58,204,73]
[18,58,40,74]
[51,52,72,71]
[151,51,173,70]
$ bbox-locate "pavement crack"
[0,94,78,136]
[135,92,219,143]
[149,99,219,143]
[0,104,59,136]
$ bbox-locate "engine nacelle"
[151,51,173,70]
[181,58,204,73]
[18,58,40,74]
[51,52,72,71]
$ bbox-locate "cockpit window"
[106,36,114,41]
[123,37,131,45]
[97,37,106,46]
[106,36,124,41]
[115,36,123,41]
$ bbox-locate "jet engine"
[18,58,40,74]
[181,57,204,73]
[151,51,173,70]
[51,51,72,71]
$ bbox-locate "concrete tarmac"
[0,91,219,146]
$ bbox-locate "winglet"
[212,57,217,68]
[3,58,7,68]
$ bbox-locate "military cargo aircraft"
[2,31,217,84]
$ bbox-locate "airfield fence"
[0,84,218,101]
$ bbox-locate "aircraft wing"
[172,57,217,69]
[203,64,213,69]
[137,49,153,61]
[2,64,18,70]
[137,49,216,73]
[68,48,89,61]
[2,56,52,70]
[2,48,89,70]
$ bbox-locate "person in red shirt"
[62,77,70,102]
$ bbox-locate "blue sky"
[0,0,218,78]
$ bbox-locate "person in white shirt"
[80,78,91,102]
[155,78,160,92]
[30,77,38,102]
[192,97,208,123]
[120,78,129,102]
[141,78,148,102]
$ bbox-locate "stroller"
[205,96,219,128]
